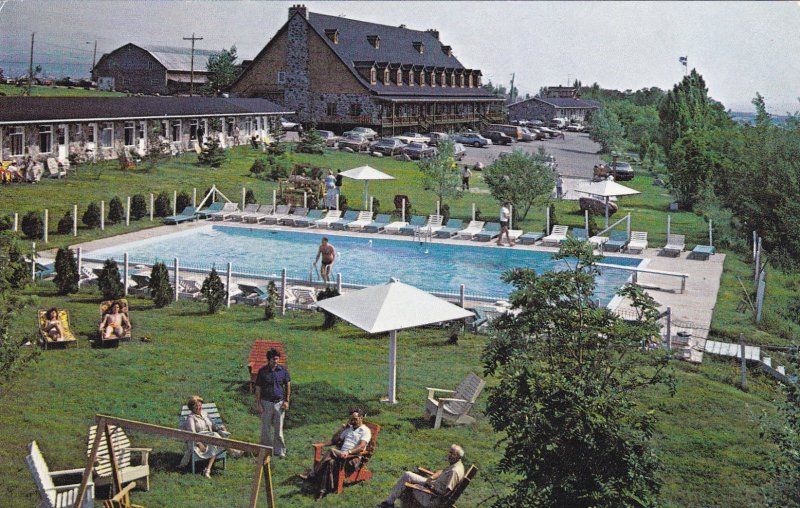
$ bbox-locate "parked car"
[343,126,377,141]
[428,132,450,146]
[538,126,561,138]
[520,127,544,141]
[487,124,523,140]
[371,137,406,156]
[280,117,302,131]
[549,118,568,129]
[452,142,466,161]
[482,130,514,145]
[528,119,545,127]
[338,134,371,152]
[402,142,436,160]
[610,161,634,181]
[452,132,492,148]
[566,123,585,132]
[395,132,431,144]
[317,130,340,147]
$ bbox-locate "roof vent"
[367,35,380,49]
[413,41,424,54]
[325,29,339,44]
[426,29,440,40]
[441,45,452,57]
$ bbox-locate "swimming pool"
[88,225,643,305]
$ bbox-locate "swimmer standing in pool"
[315,237,336,284]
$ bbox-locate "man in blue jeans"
[254,348,291,457]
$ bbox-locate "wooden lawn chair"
[312,421,380,495]
[424,372,485,429]
[37,309,77,350]
[87,424,151,492]
[178,403,228,473]
[26,440,95,508]
[400,464,478,508]
[102,481,143,508]
[98,299,132,345]
[247,340,287,391]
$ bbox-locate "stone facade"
[508,98,599,123]
[284,8,311,121]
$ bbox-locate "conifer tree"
[201,267,226,314]
[98,258,124,300]
[53,247,79,295]
[149,262,172,308]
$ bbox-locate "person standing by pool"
[315,237,336,284]
[335,169,343,201]
[556,174,563,199]
[460,165,472,191]
[497,201,514,247]
[325,170,337,209]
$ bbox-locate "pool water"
[89,225,643,305]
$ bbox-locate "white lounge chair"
[454,221,485,240]
[263,205,291,225]
[26,440,95,508]
[418,215,445,235]
[227,203,260,221]
[313,209,343,228]
[662,234,685,257]
[424,372,486,429]
[207,202,239,221]
[46,158,67,178]
[242,204,274,223]
[345,211,375,231]
[541,225,569,246]
[384,220,410,234]
[87,424,151,492]
[626,231,648,253]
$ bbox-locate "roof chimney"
[399,24,407,28]
[367,35,380,49]
[426,29,440,40]
[289,4,308,20]
[413,41,424,54]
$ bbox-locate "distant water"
[729,111,792,126]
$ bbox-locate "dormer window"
[383,68,390,85]
[370,68,377,85]
[441,45,452,57]
[430,71,436,87]
[440,71,446,86]
[367,35,380,49]
[468,74,473,88]
[459,74,465,87]
[476,74,482,86]
[419,70,425,86]
[408,69,415,86]
[325,29,339,44]
[449,72,455,87]
[413,41,424,54]
[397,69,403,85]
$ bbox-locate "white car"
[343,127,378,141]
[280,117,301,131]
[566,123,585,132]
[395,132,431,145]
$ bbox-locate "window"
[57,125,66,145]
[397,69,402,85]
[10,127,24,156]
[277,71,287,84]
[419,71,425,86]
[349,104,362,117]
[100,122,113,148]
[326,102,337,116]
[171,120,181,142]
[138,122,146,140]
[38,125,53,153]
[460,74,465,87]
[226,118,235,136]
[408,70,414,86]
[245,118,253,134]
[89,124,98,144]
[189,119,199,140]
[468,74,473,87]
[370,68,376,85]
[124,121,136,146]
[383,69,390,85]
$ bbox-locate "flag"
[679,56,688,66]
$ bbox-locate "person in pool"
[315,237,336,284]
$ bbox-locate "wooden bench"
[26,440,95,508]
[401,464,478,508]
[178,403,228,473]
[87,424,151,492]
[247,340,287,391]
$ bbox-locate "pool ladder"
[414,228,432,248]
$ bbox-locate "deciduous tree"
[483,149,554,221]
[203,46,238,96]
[417,140,462,208]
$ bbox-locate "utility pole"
[182,32,203,96]
[90,40,97,78]
[27,32,35,96]
[509,72,515,102]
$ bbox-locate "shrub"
[57,211,73,234]
[250,159,266,175]
[264,281,278,321]
[2,233,31,289]
[0,215,13,232]
[21,211,43,239]
[372,198,380,214]
[149,262,172,308]
[245,189,256,205]
[98,258,124,300]
[108,196,124,224]
[201,267,226,314]
[267,154,291,181]
[316,287,340,329]
[441,203,450,225]
[82,202,102,229]
[198,137,225,167]
[154,191,171,217]
[267,142,286,156]
[295,128,326,154]
[53,247,79,295]
[130,194,148,220]
[176,191,191,212]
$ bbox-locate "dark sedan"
[338,134,371,152]
[402,142,436,160]
[482,130,514,145]
[371,138,406,156]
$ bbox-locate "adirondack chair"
[312,421,380,495]
[98,299,132,345]
[87,424,151,492]
[424,372,486,429]
[400,464,478,508]
[102,481,143,508]
[37,309,77,350]
[26,440,95,508]
[46,158,67,178]
[178,403,228,473]
[247,340,287,391]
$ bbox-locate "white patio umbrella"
[339,165,395,209]
[576,179,640,227]
[316,279,473,404]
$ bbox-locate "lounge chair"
[691,244,715,260]
[389,215,423,234]
[662,234,685,257]
[280,207,309,226]
[129,274,151,295]
[178,403,227,474]
[46,158,67,178]
[31,260,56,281]
[197,202,225,219]
[434,218,464,238]
[345,211,376,231]
[572,228,588,241]
[37,309,77,350]
[424,372,486,429]
[402,215,443,236]
[207,202,239,221]
[263,205,291,225]
[400,464,478,508]
[236,283,270,305]
[226,203,260,221]
[242,204,275,223]
[288,286,318,310]
[455,221,486,240]
[518,231,544,245]
[328,210,359,230]
[86,424,151,492]
[178,279,203,300]
[163,206,198,225]
[603,230,628,252]
[361,214,392,233]
[589,234,609,249]
[626,231,648,253]
[247,340,287,391]
[541,225,569,246]
[313,209,343,228]
[311,422,381,495]
[474,222,501,242]
[292,209,324,227]
[26,440,95,508]
[98,299,132,345]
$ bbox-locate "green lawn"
[0,285,780,507]
[0,84,126,97]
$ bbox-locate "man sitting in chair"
[377,444,465,507]
[99,301,131,340]
[300,409,371,500]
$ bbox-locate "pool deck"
[49,220,724,336]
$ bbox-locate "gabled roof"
[0,97,291,124]
[509,97,601,109]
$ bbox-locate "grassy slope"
[0,84,125,97]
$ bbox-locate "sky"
[1,0,798,113]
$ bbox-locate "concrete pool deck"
[51,219,724,336]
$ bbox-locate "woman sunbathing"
[99,301,131,340]
[43,308,64,340]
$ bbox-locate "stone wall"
[284,13,311,122]
[508,100,556,123]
